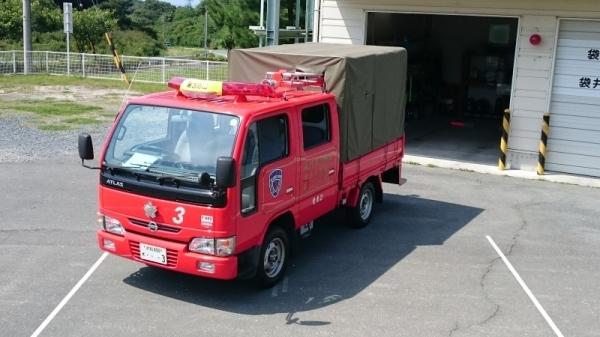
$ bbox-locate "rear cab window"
[301,104,330,150]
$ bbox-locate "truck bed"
[339,136,405,203]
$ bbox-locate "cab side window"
[240,115,289,214]
[257,115,288,164]
[301,104,330,149]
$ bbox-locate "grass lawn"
[6,100,103,116]
[0,74,168,130]
[0,99,111,131]
[0,74,165,93]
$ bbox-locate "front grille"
[129,241,178,267]
[128,218,181,233]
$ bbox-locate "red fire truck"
[79,44,407,287]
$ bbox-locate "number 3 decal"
[172,206,185,225]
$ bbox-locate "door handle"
[328,169,335,175]
[286,187,294,194]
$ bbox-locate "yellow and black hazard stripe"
[498,109,510,170]
[536,113,550,175]
[105,33,129,85]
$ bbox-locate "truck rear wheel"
[347,181,375,228]
[255,226,289,288]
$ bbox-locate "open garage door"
[367,13,518,165]
[547,20,600,177]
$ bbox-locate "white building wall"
[315,0,600,170]
[509,15,556,169]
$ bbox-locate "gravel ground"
[0,115,110,163]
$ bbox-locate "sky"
[162,0,200,7]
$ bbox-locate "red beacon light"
[222,82,276,97]
[167,71,325,100]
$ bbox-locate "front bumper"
[97,230,238,280]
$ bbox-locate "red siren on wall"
[529,33,542,46]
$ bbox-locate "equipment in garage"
[547,20,600,177]
[366,13,518,165]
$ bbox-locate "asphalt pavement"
[1,160,599,337]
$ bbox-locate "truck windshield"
[105,104,239,180]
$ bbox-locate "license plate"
[139,243,167,265]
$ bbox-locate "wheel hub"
[263,237,285,278]
[359,189,373,221]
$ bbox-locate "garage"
[366,13,518,165]
[547,20,600,177]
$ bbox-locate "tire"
[255,226,289,288]
[347,181,375,228]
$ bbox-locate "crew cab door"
[236,112,298,248]
[296,100,340,226]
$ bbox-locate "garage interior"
[367,13,518,165]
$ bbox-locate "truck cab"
[80,75,357,287]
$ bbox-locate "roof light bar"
[167,70,325,100]
[222,82,276,97]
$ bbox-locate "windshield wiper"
[145,166,201,184]
[105,162,147,173]
[105,162,211,187]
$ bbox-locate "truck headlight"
[189,237,215,255]
[100,215,125,236]
[189,236,236,256]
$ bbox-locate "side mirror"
[216,156,235,188]
[78,133,94,160]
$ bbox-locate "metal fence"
[0,50,228,83]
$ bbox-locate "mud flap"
[237,246,260,279]
[382,166,400,184]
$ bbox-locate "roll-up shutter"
[548,20,600,177]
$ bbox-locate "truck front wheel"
[347,181,375,228]
[255,226,289,288]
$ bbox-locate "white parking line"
[486,236,565,337]
[30,252,108,337]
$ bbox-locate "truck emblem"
[147,221,158,232]
[144,202,157,219]
[269,169,283,198]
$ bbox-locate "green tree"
[113,30,162,56]
[130,0,176,38]
[98,0,136,30]
[0,0,22,41]
[0,0,61,42]
[163,6,206,48]
[202,0,259,49]
[72,7,117,53]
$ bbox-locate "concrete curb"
[403,154,600,189]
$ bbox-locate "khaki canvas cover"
[229,43,407,162]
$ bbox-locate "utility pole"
[22,0,32,74]
[259,0,264,47]
[63,3,73,76]
[294,0,300,43]
[204,9,208,59]
[305,0,314,42]
[266,0,280,46]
